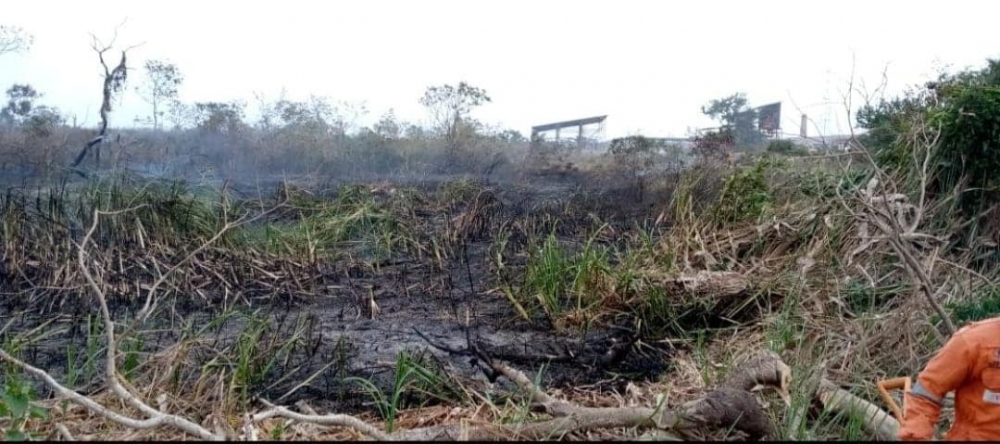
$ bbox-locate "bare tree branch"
[0,25,33,56]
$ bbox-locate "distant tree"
[609,135,659,202]
[374,109,402,139]
[0,84,41,125]
[165,100,192,129]
[0,25,32,57]
[496,129,526,143]
[404,124,425,139]
[23,106,62,138]
[275,96,336,134]
[419,82,491,156]
[701,93,749,122]
[0,84,61,136]
[701,93,764,148]
[193,101,246,135]
[692,129,735,164]
[136,59,183,130]
[330,100,368,136]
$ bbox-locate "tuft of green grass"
[517,226,622,326]
[524,233,574,320]
[946,286,1000,325]
[346,352,459,433]
[121,335,146,381]
[216,311,305,407]
[438,178,482,204]
[841,280,905,315]
[571,230,613,312]
[235,183,419,262]
[84,315,103,385]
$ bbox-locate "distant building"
[788,113,858,152]
[530,115,607,152]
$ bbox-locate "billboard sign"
[757,102,781,132]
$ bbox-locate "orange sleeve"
[899,332,974,440]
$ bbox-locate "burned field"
[2,7,1000,439]
[4,173,764,439]
[3,118,999,440]
[3,144,997,441]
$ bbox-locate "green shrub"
[712,159,773,224]
[796,168,867,199]
[932,73,1000,212]
[609,136,656,167]
[766,140,809,156]
[859,58,1000,215]
[0,375,48,440]
[947,286,1000,325]
[856,95,928,170]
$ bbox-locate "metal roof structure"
[531,115,607,133]
[530,115,608,152]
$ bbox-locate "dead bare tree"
[71,27,141,175]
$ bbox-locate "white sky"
[2,0,998,138]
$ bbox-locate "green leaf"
[1,391,28,419]
[28,405,47,420]
[270,421,284,441]
[3,430,27,441]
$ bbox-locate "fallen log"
[383,347,791,440]
[649,270,749,299]
[816,379,899,441]
[251,352,786,441]
[642,270,761,326]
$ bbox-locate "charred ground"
[1,171,686,419]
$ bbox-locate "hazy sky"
[2,0,998,138]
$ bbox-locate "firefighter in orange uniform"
[899,317,1000,440]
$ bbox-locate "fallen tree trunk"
[643,270,762,326]
[251,353,782,441]
[256,351,900,442]
[385,349,789,441]
[390,389,769,441]
[650,270,749,299]
[817,379,899,441]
